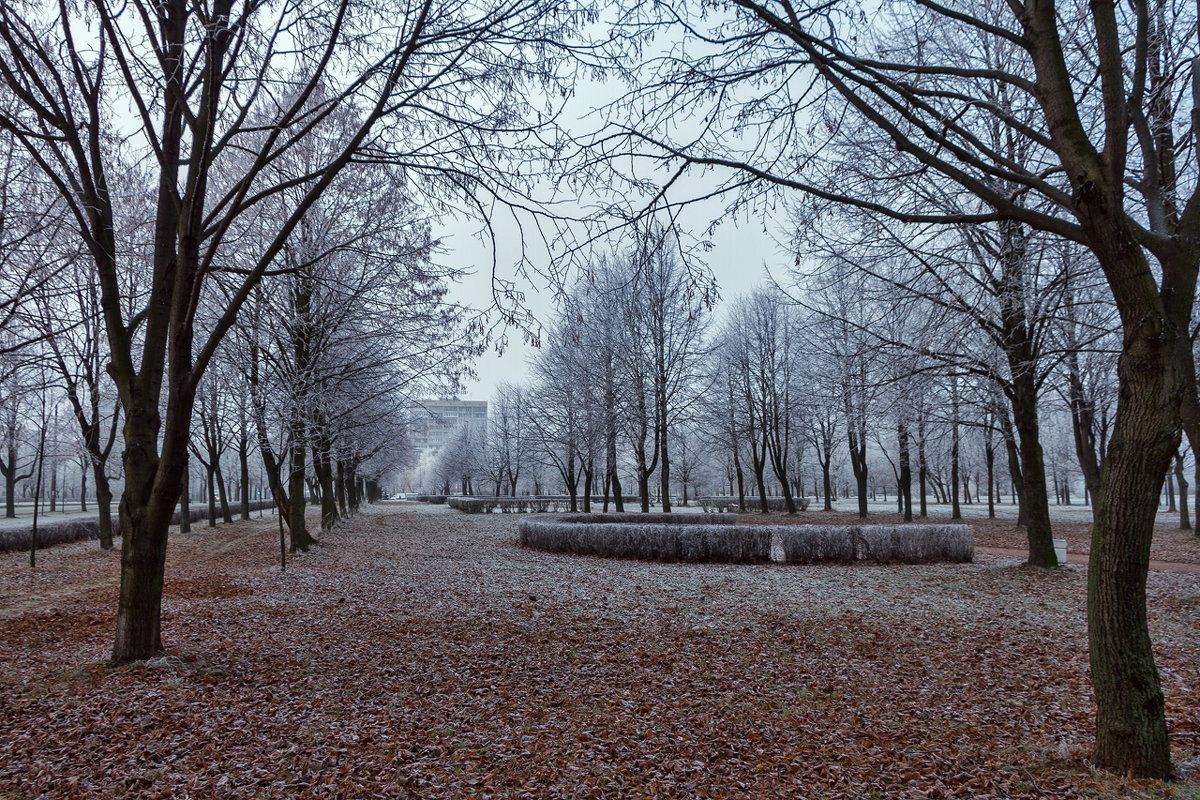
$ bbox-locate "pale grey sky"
[441,194,791,402]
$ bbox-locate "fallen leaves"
[0,503,1197,799]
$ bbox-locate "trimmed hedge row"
[407,494,448,504]
[447,496,640,514]
[518,512,769,563]
[700,496,811,513]
[518,514,973,565]
[778,524,973,564]
[0,519,103,553]
[0,500,280,554]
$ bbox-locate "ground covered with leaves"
[1,503,1198,799]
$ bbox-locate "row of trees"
[0,0,1190,778]
[592,0,1199,776]
[420,226,1180,550]
[0,0,546,664]
[0,150,477,546]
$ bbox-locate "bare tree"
[0,0,596,664]
[606,0,1196,774]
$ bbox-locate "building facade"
[409,399,488,455]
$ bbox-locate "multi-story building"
[409,399,488,455]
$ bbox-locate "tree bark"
[898,422,912,522]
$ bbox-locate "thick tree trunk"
[1073,209,1181,776]
[111,400,191,663]
[288,435,314,552]
[312,446,337,532]
[1089,352,1174,776]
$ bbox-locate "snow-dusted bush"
[408,494,447,504]
[0,520,101,553]
[519,512,769,563]
[779,524,973,564]
[700,496,810,513]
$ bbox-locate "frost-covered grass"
[0,500,278,553]
[701,495,811,512]
[0,505,1196,799]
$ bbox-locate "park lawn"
[0,503,1197,799]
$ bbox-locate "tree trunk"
[1010,372,1058,566]
[898,422,912,522]
[312,445,337,532]
[93,463,115,549]
[986,441,996,520]
[1175,452,1191,530]
[336,460,349,518]
[820,455,833,512]
[734,447,746,511]
[288,435,314,552]
[238,433,251,520]
[214,460,233,524]
[847,423,867,518]
[206,466,217,527]
[111,402,191,663]
[659,421,671,513]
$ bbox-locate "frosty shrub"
[408,495,448,504]
[0,520,102,553]
[779,524,973,564]
[519,512,770,563]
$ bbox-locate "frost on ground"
[0,503,1197,799]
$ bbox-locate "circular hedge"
[518,512,767,563]
[519,514,973,565]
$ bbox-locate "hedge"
[778,524,973,564]
[407,494,448,504]
[518,514,972,566]
[518,512,769,563]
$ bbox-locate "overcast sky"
[439,193,792,402]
